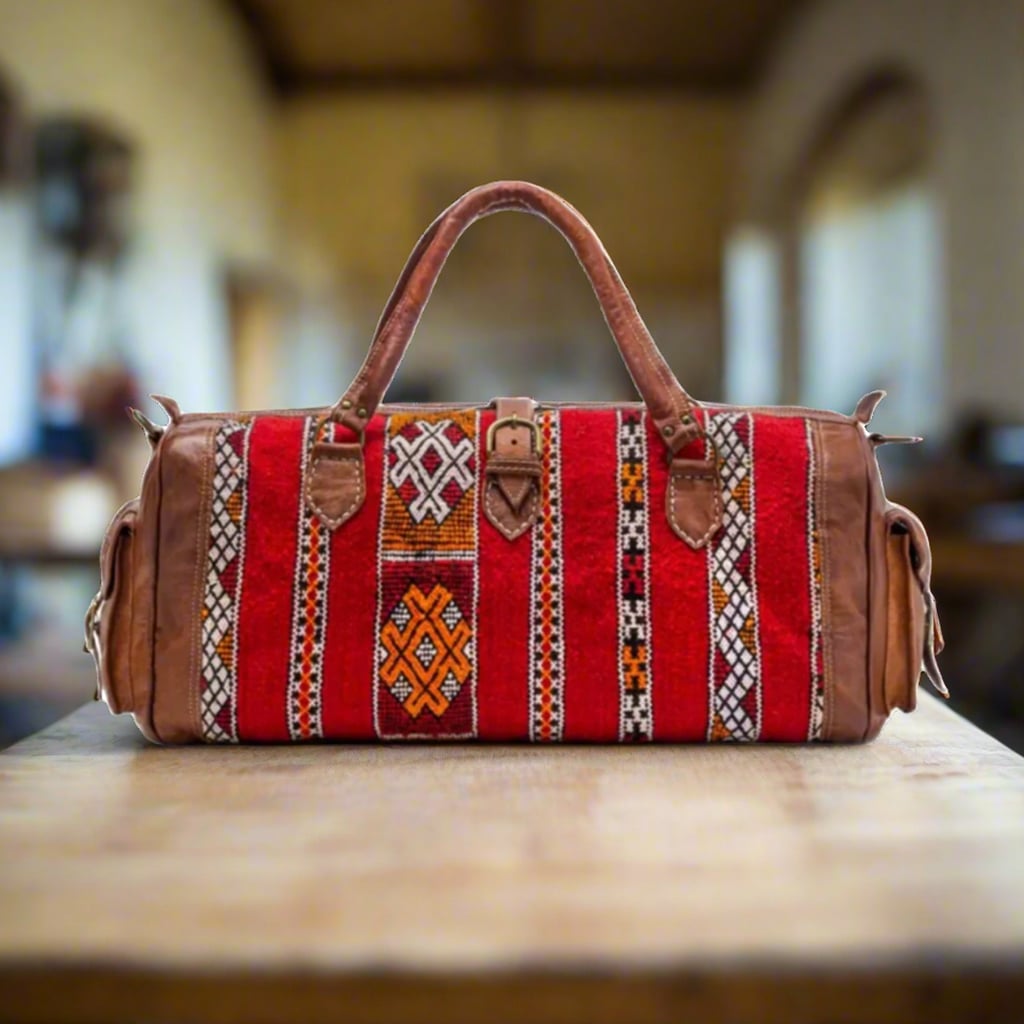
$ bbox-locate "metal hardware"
[923,598,950,698]
[128,407,164,448]
[869,433,923,447]
[486,413,543,456]
[83,591,103,700]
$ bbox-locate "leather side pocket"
[883,519,926,714]
[88,499,139,713]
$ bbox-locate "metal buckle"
[485,413,543,456]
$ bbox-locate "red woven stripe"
[476,410,532,740]
[649,417,711,740]
[561,408,619,741]
[320,414,385,739]
[754,415,813,740]
[236,416,304,741]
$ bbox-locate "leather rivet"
[662,424,675,437]
[357,407,367,418]
[341,399,352,410]
[680,412,692,425]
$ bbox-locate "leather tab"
[484,397,540,540]
[306,442,365,529]
[150,394,182,424]
[666,457,722,549]
[886,502,948,698]
[854,390,886,425]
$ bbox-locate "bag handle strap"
[309,181,721,546]
[327,181,703,453]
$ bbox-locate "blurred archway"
[725,67,941,435]
[795,70,940,435]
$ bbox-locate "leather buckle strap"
[486,413,543,457]
[305,182,720,540]
[484,397,542,541]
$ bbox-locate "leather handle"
[328,181,703,452]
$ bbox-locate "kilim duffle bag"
[85,181,947,744]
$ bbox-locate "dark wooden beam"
[272,65,752,98]
[225,0,293,96]
[223,0,780,100]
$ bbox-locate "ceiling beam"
[225,0,780,99]
[227,0,293,95]
[269,66,752,98]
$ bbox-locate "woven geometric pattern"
[617,409,653,741]
[379,582,473,718]
[286,418,334,740]
[805,418,826,740]
[383,413,478,555]
[706,411,762,742]
[190,405,830,744]
[199,419,253,743]
[528,410,564,742]
[375,409,480,738]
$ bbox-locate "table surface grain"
[1,695,1023,1024]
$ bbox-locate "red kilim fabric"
[199,406,823,743]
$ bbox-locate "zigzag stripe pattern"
[199,419,253,742]
[706,411,762,742]
[528,410,564,742]
[286,417,333,740]
[806,418,826,740]
[617,409,653,741]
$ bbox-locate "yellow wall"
[0,0,278,411]
[277,92,743,405]
[0,0,744,411]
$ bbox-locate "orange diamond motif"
[379,583,473,718]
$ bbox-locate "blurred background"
[0,0,1021,748]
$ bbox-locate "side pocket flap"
[88,499,139,713]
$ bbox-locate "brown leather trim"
[151,418,215,744]
[885,502,947,697]
[93,499,138,714]
[883,527,923,714]
[126,437,164,743]
[817,420,874,742]
[306,441,365,528]
[666,457,721,549]
[863,436,892,741]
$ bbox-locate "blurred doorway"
[797,74,941,436]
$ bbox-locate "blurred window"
[724,227,781,406]
[0,72,33,466]
[798,78,942,434]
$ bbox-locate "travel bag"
[85,180,946,744]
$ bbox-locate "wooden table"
[1,696,1022,1024]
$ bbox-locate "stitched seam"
[307,453,364,528]
[188,421,216,741]
[667,471,721,548]
[123,519,135,711]
[485,480,536,540]
[818,421,837,740]
[485,460,541,474]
